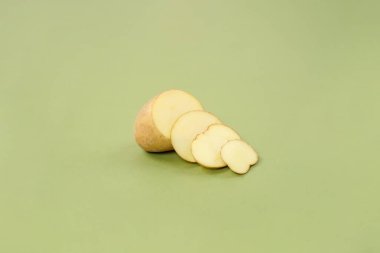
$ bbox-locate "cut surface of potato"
[134,90,203,152]
[171,111,221,162]
[221,140,258,174]
[152,90,203,138]
[191,124,240,168]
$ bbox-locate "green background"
[1,0,379,252]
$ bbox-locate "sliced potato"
[171,111,221,162]
[221,140,259,174]
[191,124,240,168]
[134,90,203,152]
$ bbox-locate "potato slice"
[221,140,259,174]
[134,90,203,152]
[171,111,221,162]
[191,124,240,168]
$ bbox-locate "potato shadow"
[113,144,239,178]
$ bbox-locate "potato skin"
[134,97,173,152]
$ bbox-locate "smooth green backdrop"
[1,0,379,252]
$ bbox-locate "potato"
[171,111,221,162]
[134,89,259,175]
[221,140,258,174]
[134,90,203,152]
[191,124,240,168]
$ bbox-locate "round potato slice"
[221,140,259,174]
[171,111,221,162]
[191,124,240,168]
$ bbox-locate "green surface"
[1,0,379,252]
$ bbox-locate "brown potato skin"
[134,97,173,152]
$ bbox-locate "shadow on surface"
[111,144,238,178]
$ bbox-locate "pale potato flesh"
[152,90,203,138]
[135,89,203,152]
[171,111,221,162]
[191,124,240,168]
[221,140,259,174]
